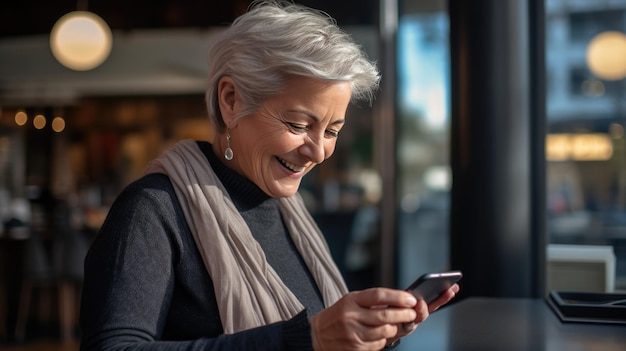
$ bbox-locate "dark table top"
[400,297,626,351]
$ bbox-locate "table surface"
[400,297,626,351]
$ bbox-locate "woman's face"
[227,76,352,198]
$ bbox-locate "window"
[396,3,451,294]
[546,0,626,291]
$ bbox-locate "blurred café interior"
[0,0,625,349]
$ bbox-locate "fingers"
[310,286,462,350]
[353,288,422,330]
[358,323,399,342]
[310,288,423,350]
[310,306,391,351]
[403,297,429,328]
[360,303,418,327]
[428,283,460,313]
[352,287,418,309]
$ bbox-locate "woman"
[79,1,459,350]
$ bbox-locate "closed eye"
[326,129,339,138]
[286,122,308,133]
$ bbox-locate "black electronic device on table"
[406,270,463,304]
[547,290,626,325]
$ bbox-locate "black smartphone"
[405,270,462,304]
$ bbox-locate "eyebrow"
[287,109,345,126]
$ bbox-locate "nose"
[300,132,326,164]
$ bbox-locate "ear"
[217,76,239,126]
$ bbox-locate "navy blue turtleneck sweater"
[80,141,326,350]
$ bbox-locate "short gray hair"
[205,0,380,132]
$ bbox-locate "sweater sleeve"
[79,174,314,351]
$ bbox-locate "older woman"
[79,1,459,350]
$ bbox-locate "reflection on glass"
[546,0,626,290]
[396,11,450,290]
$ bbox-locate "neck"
[212,133,227,160]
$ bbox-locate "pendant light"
[50,1,112,71]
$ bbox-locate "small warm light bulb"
[586,31,626,81]
[15,111,27,126]
[50,11,113,71]
[52,116,66,132]
[33,114,47,129]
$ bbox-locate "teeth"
[278,158,305,172]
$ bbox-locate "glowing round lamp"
[50,11,113,71]
[586,31,626,81]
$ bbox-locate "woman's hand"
[310,287,422,351]
[310,284,461,350]
[400,283,460,334]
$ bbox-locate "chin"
[271,190,298,198]
[268,183,300,198]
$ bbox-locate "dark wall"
[0,0,378,39]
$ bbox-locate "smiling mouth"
[277,157,306,173]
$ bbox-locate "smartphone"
[405,270,462,304]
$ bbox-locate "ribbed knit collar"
[196,141,275,210]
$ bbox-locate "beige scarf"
[145,140,348,334]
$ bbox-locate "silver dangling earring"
[224,132,234,160]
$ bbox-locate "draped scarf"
[144,140,348,334]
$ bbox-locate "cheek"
[245,131,299,174]
[253,129,289,151]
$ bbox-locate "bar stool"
[1,225,31,341]
[14,230,54,341]
[14,228,88,342]
[0,246,6,340]
[52,229,88,341]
